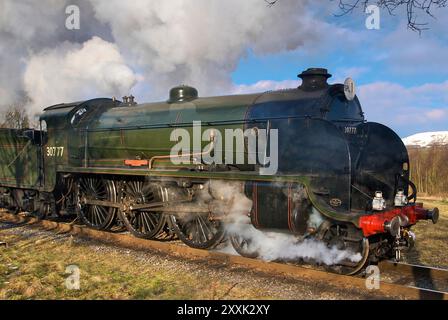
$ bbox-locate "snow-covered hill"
[402,131,448,148]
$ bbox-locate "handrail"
[148,131,216,170]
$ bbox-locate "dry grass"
[0,230,263,300]
[403,198,448,268]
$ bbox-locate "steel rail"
[379,260,448,283]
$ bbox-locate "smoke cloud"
[0,0,324,117]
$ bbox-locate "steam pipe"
[148,131,216,169]
[397,174,417,203]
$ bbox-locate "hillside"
[402,131,448,148]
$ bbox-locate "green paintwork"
[0,129,41,189]
[0,90,360,224]
[31,95,260,192]
[85,94,257,165]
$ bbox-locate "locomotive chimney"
[121,95,137,106]
[298,68,331,91]
[128,95,136,105]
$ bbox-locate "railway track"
[378,260,448,292]
[0,211,447,300]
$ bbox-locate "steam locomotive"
[0,68,439,274]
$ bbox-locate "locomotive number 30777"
[46,146,64,157]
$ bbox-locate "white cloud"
[425,109,447,120]
[232,79,300,94]
[379,11,448,75]
[332,67,369,84]
[358,81,448,135]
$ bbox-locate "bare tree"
[0,105,33,129]
[265,0,447,32]
[336,0,447,31]
[264,0,278,7]
[408,145,448,197]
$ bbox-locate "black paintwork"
[243,80,408,230]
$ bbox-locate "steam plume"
[24,37,138,110]
[209,180,362,266]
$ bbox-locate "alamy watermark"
[170,121,279,175]
[365,5,380,30]
[65,264,80,290]
[65,5,80,30]
[365,265,380,290]
[64,3,380,32]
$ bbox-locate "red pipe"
[358,204,437,237]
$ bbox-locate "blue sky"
[230,3,448,137]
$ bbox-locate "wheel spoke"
[119,180,165,239]
[135,181,142,194]
[193,219,202,243]
[80,179,89,192]
[95,206,103,225]
[147,213,158,229]
[78,177,115,230]
[196,215,210,242]
[128,181,137,196]
[88,179,95,193]
[141,214,147,233]
[91,206,99,225]
[139,213,145,233]
[142,212,154,231]
[97,205,107,222]
[94,179,102,191]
